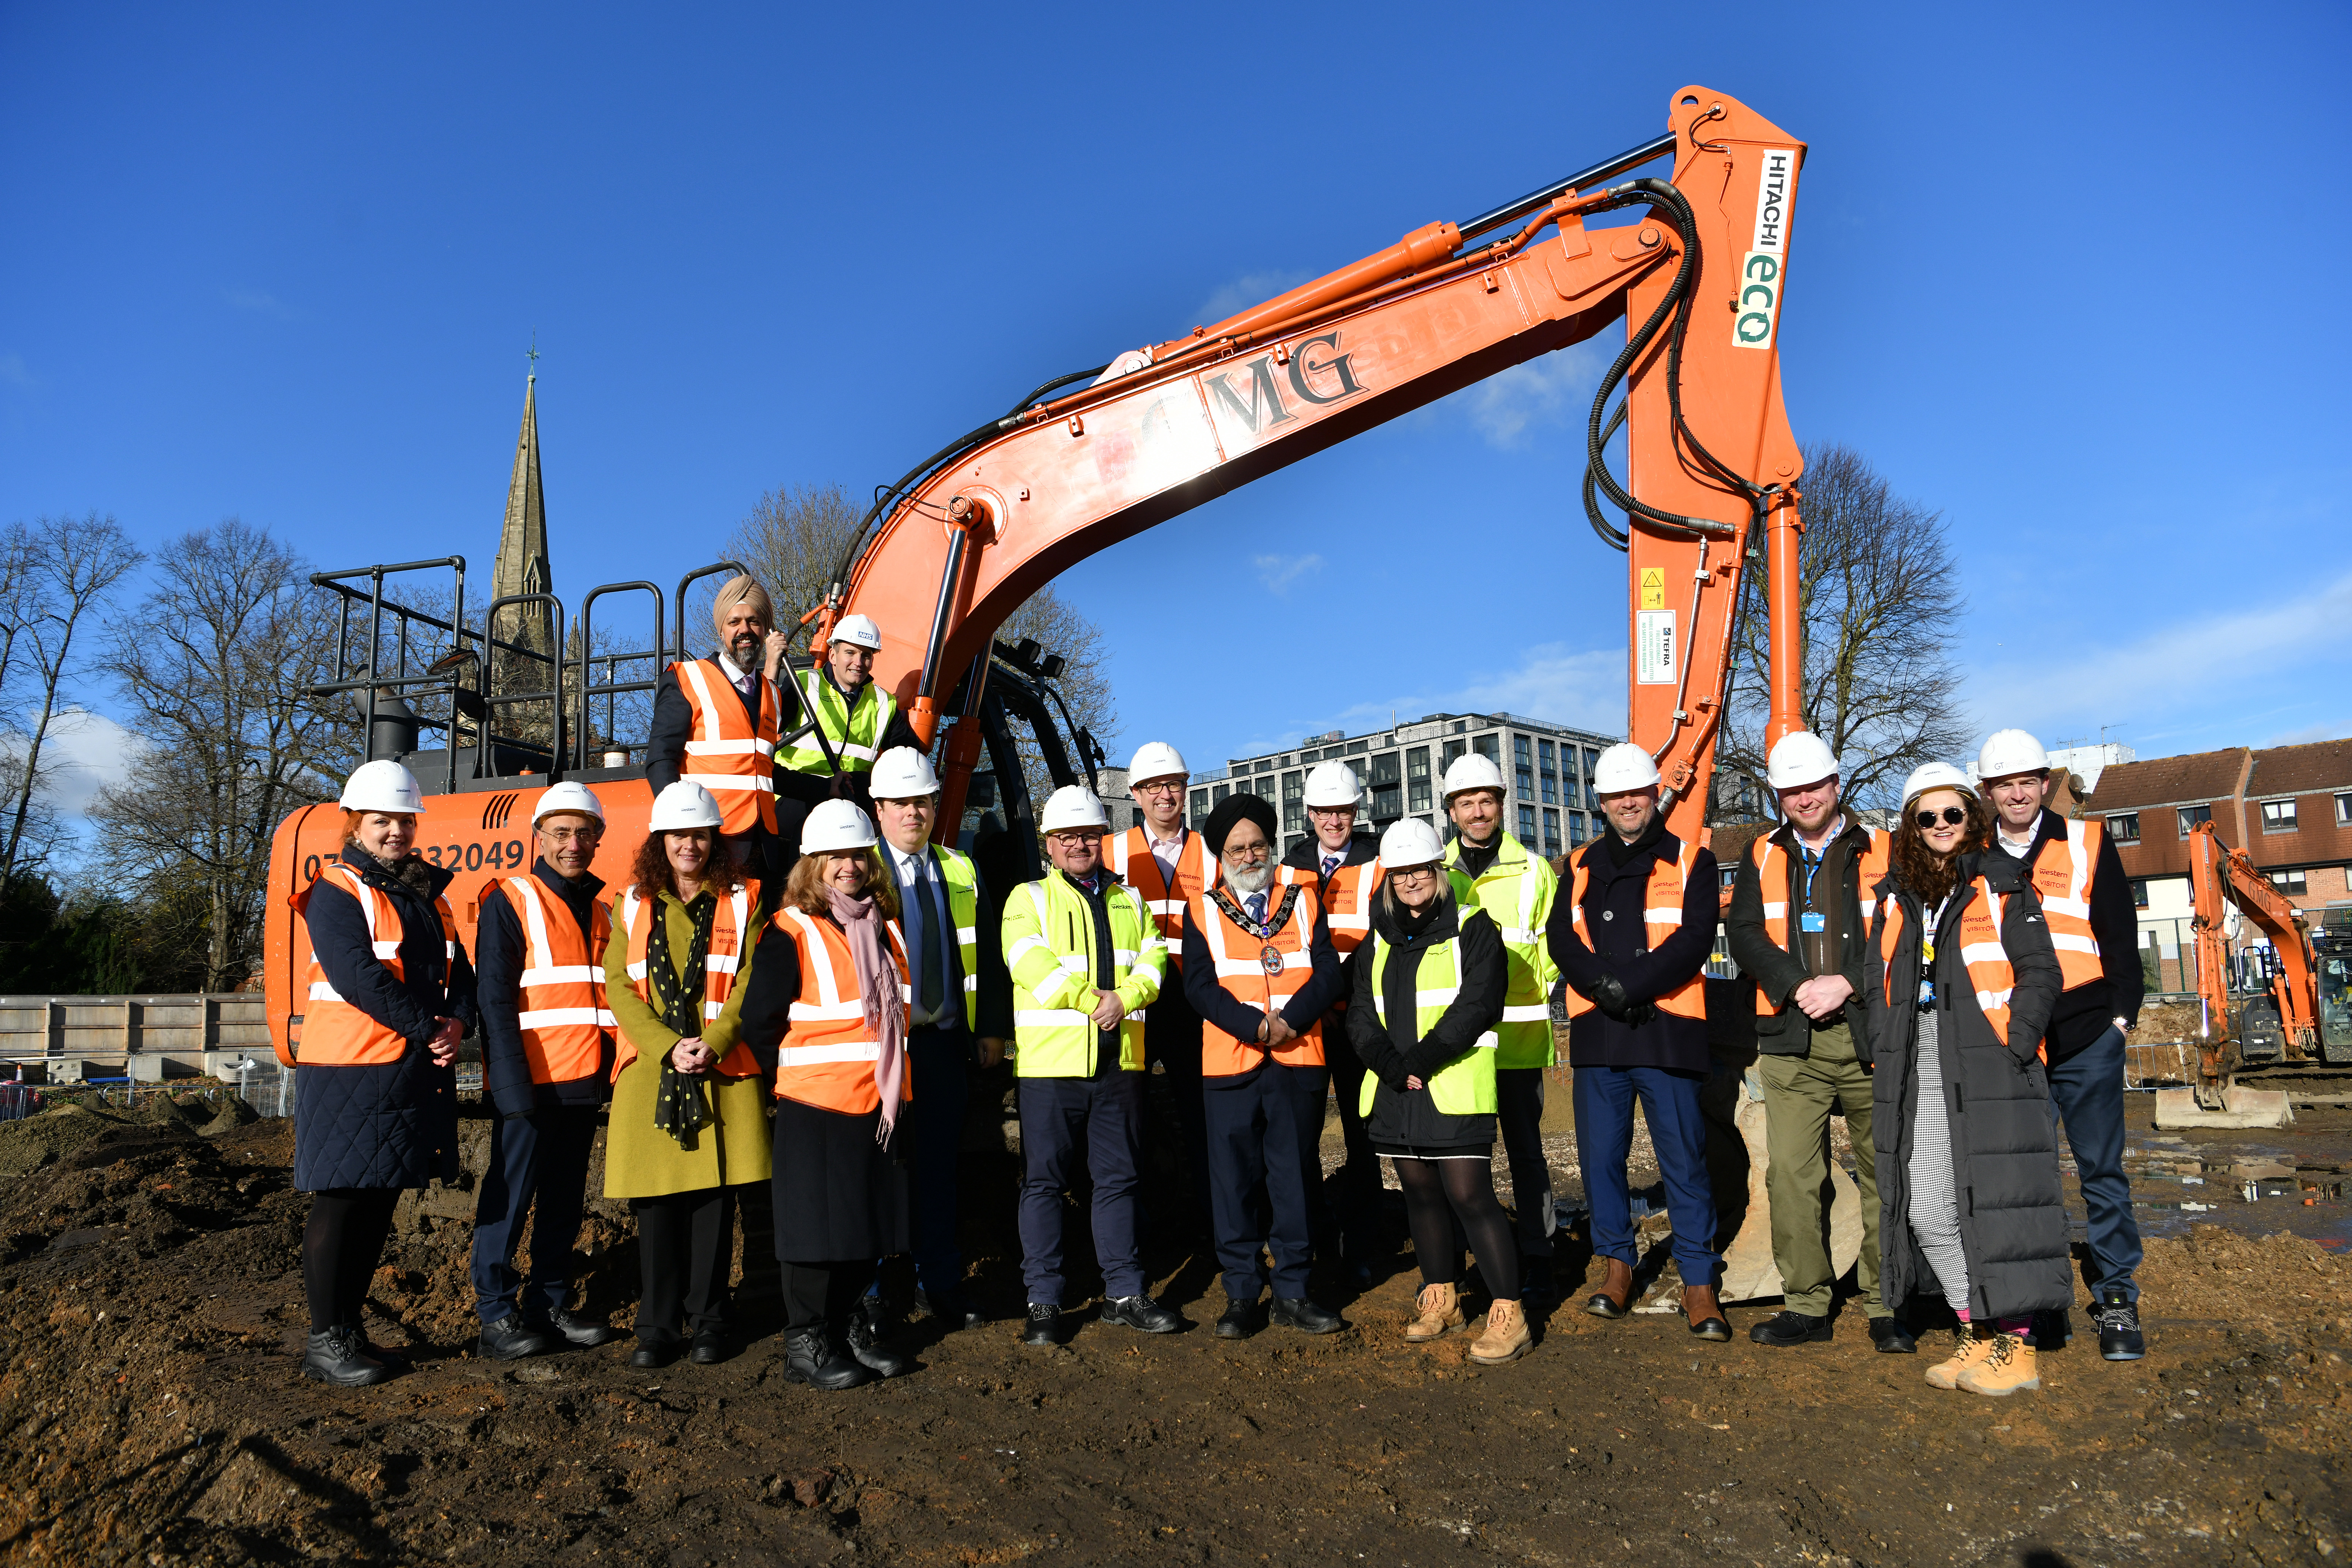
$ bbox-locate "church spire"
[491,352,555,668]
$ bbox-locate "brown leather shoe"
[1681,1283,1729,1342]
[1584,1258,1634,1320]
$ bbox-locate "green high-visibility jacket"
[1444,831,1560,1069]
[1001,869,1163,1076]
[921,844,983,1033]
[777,669,897,778]
[1358,904,1502,1117]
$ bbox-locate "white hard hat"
[1766,731,1840,792]
[870,745,940,799]
[1590,743,1661,795]
[532,780,605,825]
[800,798,880,854]
[646,781,724,832]
[830,613,884,652]
[1127,741,1188,784]
[1900,762,1976,809]
[1379,816,1445,868]
[340,759,426,815]
[1440,752,1506,800]
[1302,760,1362,808]
[1040,786,1111,833]
[1976,729,2050,781]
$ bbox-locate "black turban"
[1203,792,1277,856]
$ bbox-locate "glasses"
[1133,781,1185,797]
[1913,807,1969,829]
[1388,865,1438,884]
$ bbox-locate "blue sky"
[3,2,2347,816]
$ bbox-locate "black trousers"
[1323,1029,1381,1251]
[1143,984,1211,1229]
[631,1187,736,1343]
[468,1104,598,1326]
[1203,1063,1328,1302]
[1495,1067,1556,1260]
[303,1187,401,1334]
[783,1259,879,1336]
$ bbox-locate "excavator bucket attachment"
[2153,1085,2294,1130]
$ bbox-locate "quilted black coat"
[293,848,477,1192]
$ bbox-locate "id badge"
[1917,979,1936,1007]
[1800,911,1826,933]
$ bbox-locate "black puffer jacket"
[1347,891,1505,1149]
[1865,850,2069,1320]
[294,848,475,1192]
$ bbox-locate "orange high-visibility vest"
[770,906,914,1114]
[1746,827,1892,1016]
[291,862,459,1066]
[617,880,760,1079]
[1878,877,2023,1052]
[498,873,615,1084]
[1563,838,1707,1021]
[1315,857,1386,956]
[2021,821,2105,991]
[1188,879,1328,1075]
[1108,827,1212,957]
[673,658,780,836]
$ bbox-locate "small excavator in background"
[2158,819,2324,1128]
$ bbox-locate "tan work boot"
[1957,1331,2039,1396]
[1468,1298,1532,1365]
[1924,1325,1997,1390]
[1404,1282,1464,1344]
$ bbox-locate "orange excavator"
[264,85,1811,1062]
[2158,819,2319,1127]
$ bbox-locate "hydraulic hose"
[1583,397,1631,552]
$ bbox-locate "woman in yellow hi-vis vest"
[1346,818,1526,1365]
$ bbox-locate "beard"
[1224,861,1274,896]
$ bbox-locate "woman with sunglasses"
[1347,817,1527,1365]
[1865,763,2069,1396]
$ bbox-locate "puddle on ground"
[2088,1096,2352,1249]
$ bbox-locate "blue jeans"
[1572,1064,1719,1287]
[469,1104,598,1325]
[2047,1025,2142,1302]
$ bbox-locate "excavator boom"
[2168,820,2313,1126]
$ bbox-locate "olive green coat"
[602,887,775,1199]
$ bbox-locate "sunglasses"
[1913,806,1970,829]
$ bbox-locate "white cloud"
[1253,552,1322,595]
[225,288,300,321]
[1966,572,2352,751]
[1191,269,1312,329]
[0,709,145,816]
[1452,343,1606,449]
[1230,640,1628,757]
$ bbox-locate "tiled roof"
[2082,748,2247,813]
[2248,738,2352,797]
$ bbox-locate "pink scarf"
[825,885,907,1146]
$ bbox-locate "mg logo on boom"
[1203,330,1367,438]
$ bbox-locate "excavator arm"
[815,86,1808,845]
[2188,819,2320,1105]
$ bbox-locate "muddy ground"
[0,1083,2345,1568]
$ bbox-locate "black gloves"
[1586,971,1631,1020]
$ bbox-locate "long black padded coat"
[1863,849,2070,1321]
[294,848,477,1192]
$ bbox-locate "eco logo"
[1734,147,1797,351]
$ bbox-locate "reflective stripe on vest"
[2024,820,2105,990]
[1878,877,2021,1050]
[1443,833,1559,1067]
[1565,838,1707,1021]
[617,881,758,1080]
[1360,910,1499,1117]
[773,905,911,1113]
[1319,858,1385,953]
[1190,880,1326,1075]
[294,863,458,1066]
[1003,873,1162,1076]
[777,669,895,777]
[1747,827,1891,1016]
[502,874,615,1084]
[1107,827,1212,952]
[674,659,780,835]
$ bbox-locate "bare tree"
[713,484,864,657]
[1718,444,1968,813]
[90,520,344,991]
[1,515,144,875]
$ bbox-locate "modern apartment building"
[1187,712,1622,858]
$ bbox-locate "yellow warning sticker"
[1639,567,1666,610]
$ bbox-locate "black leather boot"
[783,1328,874,1391]
[303,1326,392,1387]
[847,1311,913,1378]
